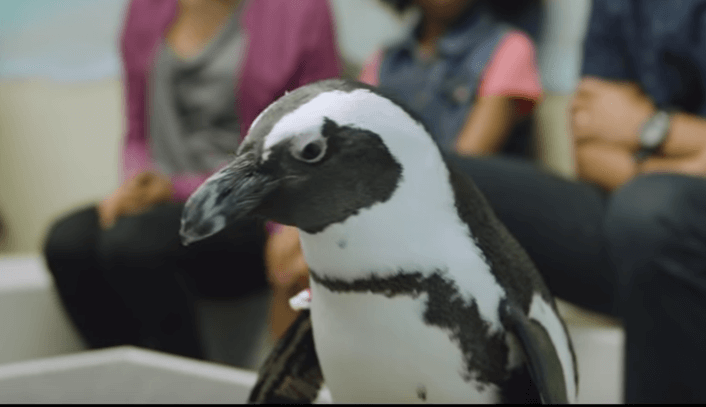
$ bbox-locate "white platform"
[567,324,624,404]
[0,346,255,403]
[0,255,87,365]
[0,346,333,404]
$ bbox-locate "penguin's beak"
[179,153,277,246]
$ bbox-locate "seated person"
[363,0,543,157]
[43,0,340,361]
[444,0,706,402]
[267,0,544,339]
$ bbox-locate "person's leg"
[97,203,204,359]
[444,155,617,315]
[181,211,268,300]
[97,202,269,360]
[180,210,269,367]
[43,206,140,348]
[604,174,706,403]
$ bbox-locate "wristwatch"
[635,110,672,162]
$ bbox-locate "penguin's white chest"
[309,281,502,404]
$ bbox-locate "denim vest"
[378,9,530,156]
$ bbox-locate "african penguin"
[180,79,578,404]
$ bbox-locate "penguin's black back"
[442,155,553,313]
[501,366,542,404]
[442,154,579,392]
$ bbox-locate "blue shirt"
[582,0,706,115]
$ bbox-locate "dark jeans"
[447,155,706,403]
[43,202,267,360]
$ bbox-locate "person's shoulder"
[590,0,628,19]
[489,29,536,69]
[124,0,174,18]
[478,28,542,103]
[121,0,175,39]
[243,0,335,49]
[247,0,332,21]
[499,29,535,54]
[359,49,385,86]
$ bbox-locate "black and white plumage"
[180,79,578,404]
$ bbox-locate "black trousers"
[447,155,706,403]
[43,202,267,360]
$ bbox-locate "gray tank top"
[148,5,246,175]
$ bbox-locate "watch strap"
[636,109,673,161]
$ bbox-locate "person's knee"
[97,209,181,270]
[604,174,706,293]
[43,206,99,270]
[605,175,692,253]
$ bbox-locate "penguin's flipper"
[502,302,569,404]
[248,310,324,404]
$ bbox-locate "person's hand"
[98,171,174,229]
[265,225,309,290]
[265,224,309,340]
[571,77,656,150]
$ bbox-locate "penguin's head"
[180,79,442,244]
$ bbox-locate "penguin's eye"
[302,142,322,160]
[292,138,326,163]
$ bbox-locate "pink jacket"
[120,0,342,201]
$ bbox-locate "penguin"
[179,79,578,404]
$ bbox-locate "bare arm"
[265,225,309,340]
[571,77,706,159]
[455,96,517,156]
[575,141,637,191]
[575,134,706,191]
[640,148,706,176]
[657,113,706,158]
[571,78,706,189]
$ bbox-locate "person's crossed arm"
[570,0,706,191]
[572,78,706,192]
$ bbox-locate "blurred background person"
[444,0,706,402]
[42,0,340,362]
[363,0,543,157]
[267,0,545,339]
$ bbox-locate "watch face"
[641,113,670,149]
[642,126,663,148]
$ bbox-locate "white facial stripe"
[261,91,345,152]
[261,89,433,163]
[528,293,577,403]
[249,107,268,138]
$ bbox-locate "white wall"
[0,79,123,253]
[0,0,591,254]
[330,0,408,67]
